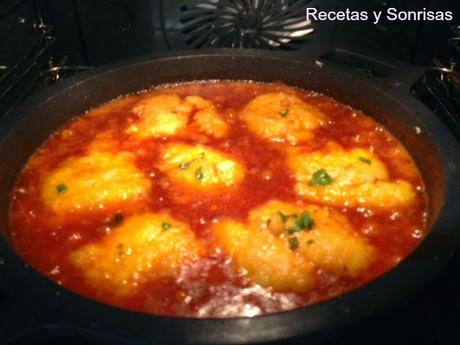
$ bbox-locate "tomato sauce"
[8,81,428,317]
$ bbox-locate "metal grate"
[0,0,90,116]
[179,0,314,49]
[411,24,460,140]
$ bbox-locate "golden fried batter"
[185,95,229,138]
[41,148,150,215]
[239,92,328,144]
[212,220,314,293]
[128,94,229,139]
[288,144,416,209]
[69,213,204,296]
[249,200,374,276]
[128,94,191,138]
[157,143,245,193]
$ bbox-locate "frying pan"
[1,46,460,345]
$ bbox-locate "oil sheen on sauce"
[8,81,428,318]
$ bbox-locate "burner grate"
[0,0,90,117]
[411,25,460,140]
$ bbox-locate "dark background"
[1,0,458,67]
[0,1,459,344]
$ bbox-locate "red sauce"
[8,82,428,317]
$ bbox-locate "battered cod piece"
[185,95,229,138]
[41,149,151,214]
[249,200,374,276]
[157,143,245,193]
[288,144,416,209]
[128,94,229,139]
[239,92,328,144]
[128,94,192,138]
[212,220,314,293]
[69,213,204,296]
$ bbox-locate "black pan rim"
[1,49,460,344]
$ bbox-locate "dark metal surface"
[1,49,460,344]
[179,0,314,49]
[410,25,460,143]
[0,0,91,117]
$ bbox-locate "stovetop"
[1,250,460,345]
[1,1,460,344]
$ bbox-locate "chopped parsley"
[278,211,297,223]
[278,212,287,222]
[280,109,289,117]
[195,167,205,181]
[178,162,191,169]
[177,153,206,170]
[287,226,301,235]
[287,215,314,234]
[56,183,68,193]
[162,222,172,231]
[296,212,314,230]
[108,213,124,227]
[277,210,316,249]
[308,169,333,186]
[359,156,371,164]
[288,236,299,250]
[306,239,315,246]
[116,243,125,257]
[279,211,314,235]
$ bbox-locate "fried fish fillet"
[42,148,150,214]
[249,200,374,276]
[212,220,314,293]
[69,213,204,296]
[128,94,229,139]
[288,144,416,209]
[157,143,245,193]
[239,92,328,144]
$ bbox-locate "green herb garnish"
[178,162,191,169]
[177,153,206,170]
[287,222,312,235]
[195,167,205,181]
[296,212,314,230]
[116,243,124,257]
[280,211,314,234]
[359,156,371,164]
[108,213,124,228]
[280,109,289,117]
[278,211,288,222]
[287,226,301,235]
[308,169,333,186]
[288,236,299,250]
[306,239,315,246]
[56,183,68,193]
[162,222,172,231]
[278,212,297,223]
